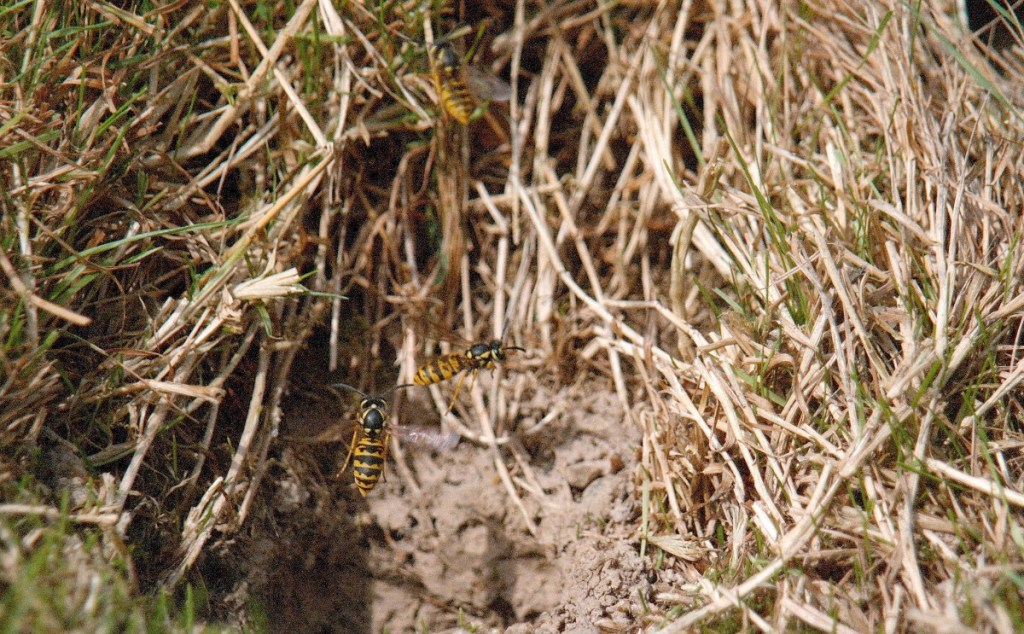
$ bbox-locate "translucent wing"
[466,66,511,102]
[409,309,476,348]
[393,425,461,451]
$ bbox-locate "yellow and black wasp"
[413,335,525,409]
[428,34,512,124]
[333,383,459,496]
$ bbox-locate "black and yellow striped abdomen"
[352,431,387,497]
[413,351,474,386]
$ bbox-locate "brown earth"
[213,381,655,632]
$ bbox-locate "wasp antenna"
[499,320,510,341]
[390,29,423,53]
[379,383,418,397]
[439,23,474,44]
[331,382,369,399]
[507,345,527,353]
[390,29,416,44]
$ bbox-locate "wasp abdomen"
[352,435,387,497]
[413,353,470,386]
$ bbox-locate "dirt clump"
[523,540,652,633]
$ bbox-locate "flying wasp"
[333,383,459,496]
[428,35,512,124]
[413,335,525,409]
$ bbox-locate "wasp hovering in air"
[333,383,459,496]
[428,35,512,124]
[413,336,526,410]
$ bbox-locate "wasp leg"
[445,368,480,413]
[380,431,391,484]
[337,428,359,478]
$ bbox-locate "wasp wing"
[393,426,461,451]
[465,66,511,102]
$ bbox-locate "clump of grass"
[0,509,217,632]
[616,2,1024,631]
[0,0,439,625]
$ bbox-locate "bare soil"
[213,380,650,632]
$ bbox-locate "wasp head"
[359,397,389,431]
[431,41,462,71]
